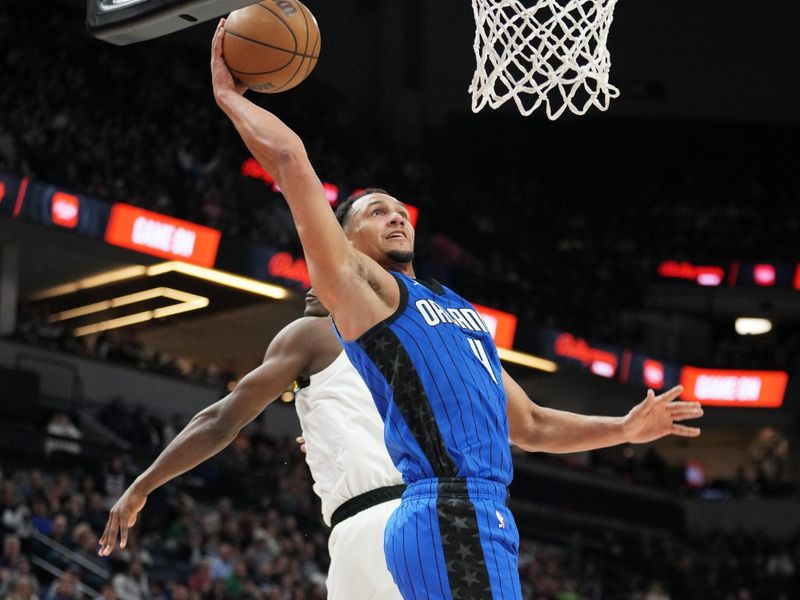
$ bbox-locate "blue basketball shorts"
[383,477,522,600]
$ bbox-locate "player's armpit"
[327,251,401,341]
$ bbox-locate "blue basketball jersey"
[337,272,513,485]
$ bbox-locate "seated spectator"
[92,584,116,600]
[1,485,28,536]
[208,543,234,582]
[187,560,212,595]
[111,560,148,600]
[4,575,39,600]
[44,571,80,600]
[44,415,82,461]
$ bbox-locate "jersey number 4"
[467,338,498,384]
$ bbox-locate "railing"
[31,530,111,582]
[30,556,102,599]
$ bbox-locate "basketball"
[222,0,320,94]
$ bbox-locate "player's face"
[346,194,415,265]
[304,288,329,317]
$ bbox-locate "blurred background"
[1,0,799,598]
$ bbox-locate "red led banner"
[553,333,618,378]
[241,157,275,185]
[267,252,310,288]
[794,265,800,291]
[51,192,80,229]
[657,260,725,287]
[680,367,788,408]
[472,304,518,349]
[105,204,221,267]
[753,264,776,287]
[643,359,665,390]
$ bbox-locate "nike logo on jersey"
[414,299,490,334]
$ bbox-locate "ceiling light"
[147,261,288,299]
[735,318,772,336]
[497,347,558,373]
[31,261,289,302]
[69,288,209,336]
[30,266,148,300]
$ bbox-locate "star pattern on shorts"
[436,494,493,600]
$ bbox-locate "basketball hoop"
[469,0,620,120]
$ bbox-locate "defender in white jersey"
[98,291,404,600]
[295,337,403,598]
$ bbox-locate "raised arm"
[210,20,394,337]
[98,319,313,556]
[504,368,703,453]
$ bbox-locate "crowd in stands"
[10,306,235,390]
[1,420,798,600]
[0,435,329,600]
[528,424,795,500]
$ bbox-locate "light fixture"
[69,288,209,337]
[49,288,205,322]
[31,261,289,301]
[497,347,558,373]
[735,318,772,336]
[146,262,288,299]
[30,266,149,300]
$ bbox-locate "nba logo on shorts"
[496,510,505,529]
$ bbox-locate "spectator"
[111,560,148,600]
[5,576,38,600]
[208,544,234,582]
[44,571,79,600]
[1,485,28,536]
[92,584,116,600]
[44,414,83,459]
[187,560,212,595]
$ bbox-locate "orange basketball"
[223,0,320,93]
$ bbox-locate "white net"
[470,0,620,120]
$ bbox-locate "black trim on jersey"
[418,278,445,296]
[386,272,410,325]
[435,479,494,598]
[358,325,459,478]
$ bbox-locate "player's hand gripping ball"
[223,0,320,93]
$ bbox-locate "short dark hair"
[335,187,389,229]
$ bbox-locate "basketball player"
[98,290,405,600]
[211,19,703,599]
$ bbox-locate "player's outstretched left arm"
[504,369,703,453]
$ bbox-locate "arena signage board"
[553,332,618,378]
[267,252,310,289]
[657,260,725,287]
[51,192,80,229]
[4,177,111,237]
[679,367,788,408]
[105,204,221,267]
[471,304,518,350]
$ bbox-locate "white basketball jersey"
[294,351,404,526]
